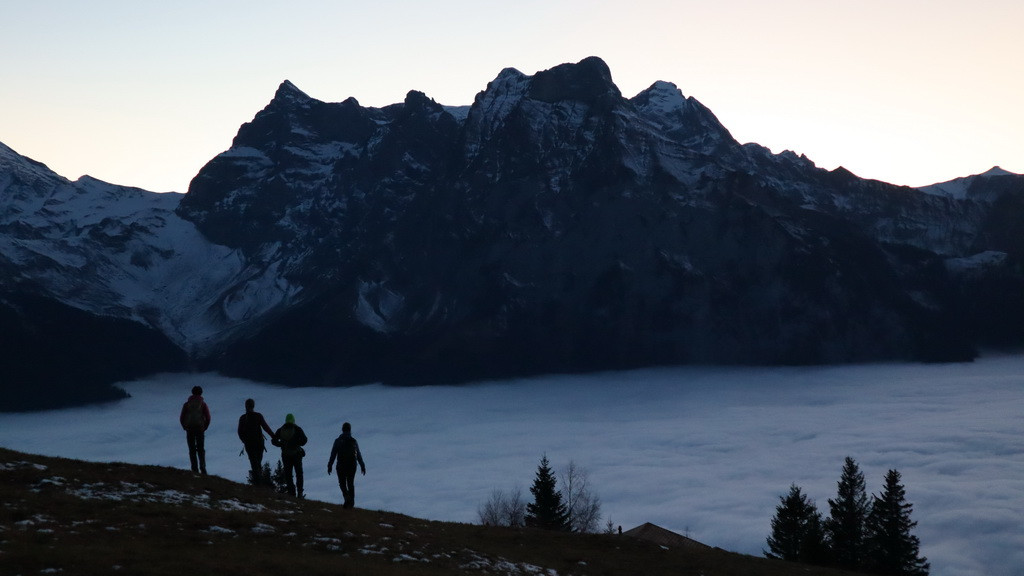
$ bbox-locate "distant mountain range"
[3,56,1023,410]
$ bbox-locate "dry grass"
[0,447,866,576]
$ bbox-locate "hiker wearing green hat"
[271,413,308,498]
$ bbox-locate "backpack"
[278,425,295,445]
[337,435,357,466]
[277,425,305,457]
[240,413,264,444]
[184,397,205,429]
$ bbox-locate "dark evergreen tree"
[826,456,871,569]
[865,469,929,576]
[525,455,570,531]
[247,462,274,487]
[271,459,291,494]
[765,484,828,564]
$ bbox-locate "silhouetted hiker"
[272,413,308,498]
[327,422,366,508]
[179,385,211,475]
[237,398,274,482]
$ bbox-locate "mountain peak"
[630,79,737,155]
[493,66,527,83]
[528,56,622,106]
[917,166,1023,199]
[980,166,1016,178]
[632,81,687,114]
[648,80,683,95]
[404,89,438,108]
[272,79,313,106]
[0,140,67,190]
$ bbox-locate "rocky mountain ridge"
[3,57,1023,409]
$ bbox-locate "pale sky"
[2,0,1022,193]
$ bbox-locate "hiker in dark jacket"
[272,413,308,498]
[179,385,211,475]
[237,398,274,481]
[327,422,366,508]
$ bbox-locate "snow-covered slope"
[917,165,1019,200]
[0,141,302,355]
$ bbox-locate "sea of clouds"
[1,355,1021,576]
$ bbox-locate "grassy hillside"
[0,447,865,575]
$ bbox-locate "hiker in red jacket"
[237,398,274,482]
[179,385,211,475]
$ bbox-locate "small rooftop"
[622,522,712,551]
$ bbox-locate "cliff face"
[175,57,1021,384]
[3,58,1024,403]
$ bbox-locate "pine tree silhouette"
[271,460,290,494]
[865,469,929,575]
[525,455,570,531]
[246,462,273,487]
[765,484,828,564]
[826,456,870,569]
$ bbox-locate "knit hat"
[285,413,295,424]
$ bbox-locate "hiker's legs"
[345,474,356,508]
[341,466,356,508]
[282,455,297,495]
[336,475,349,505]
[195,431,207,475]
[186,430,199,473]
[245,444,263,477]
[294,458,304,498]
